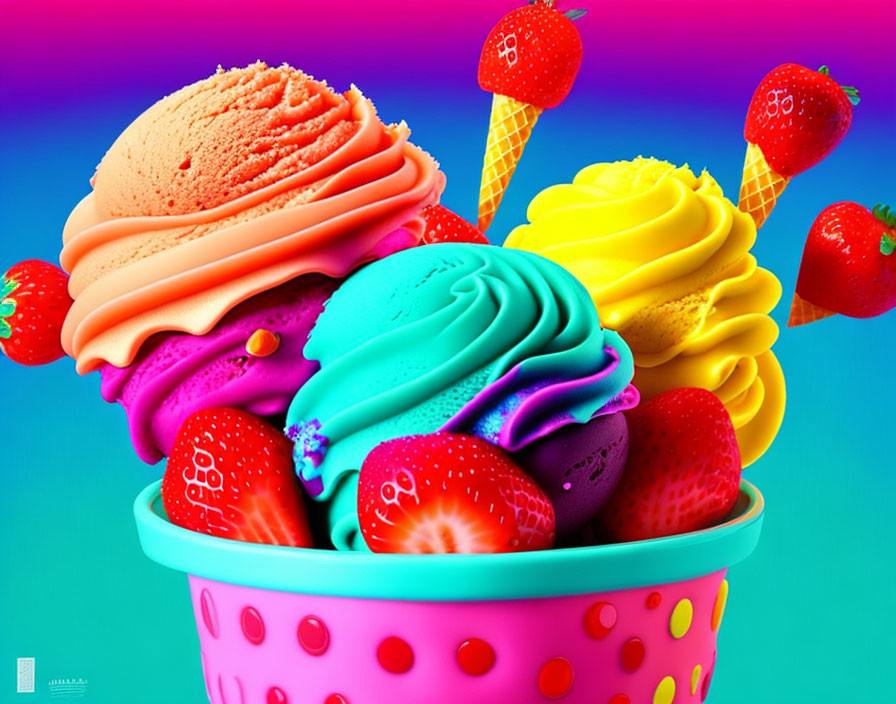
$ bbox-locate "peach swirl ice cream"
[60,62,444,374]
[505,157,785,466]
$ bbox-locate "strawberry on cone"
[477,1,584,232]
[789,202,896,327]
[739,64,859,229]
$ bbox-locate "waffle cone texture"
[478,94,542,232]
[738,142,789,230]
[788,292,835,327]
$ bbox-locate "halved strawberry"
[162,408,313,547]
[595,388,741,542]
[358,432,555,553]
[421,205,489,245]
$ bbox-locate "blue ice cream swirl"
[285,243,637,550]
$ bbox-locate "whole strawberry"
[420,205,489,245]
[595,388,741,543]
[478,1,585,110]
[358,432,555,553]
[476,1,585,232]
[162,408,313,547]
[745,64,857,178]
[739,64,858,229]
[790,202,896,326]
[1,259,73,365]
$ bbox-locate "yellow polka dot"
[670,598,693,639]
[691,664,702,695]
[653,675,676,704]
[712,579,729,631]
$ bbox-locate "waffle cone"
[738,142,790,230]
[788,292,835,327]
[478,94,542,232]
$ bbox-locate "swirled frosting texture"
[59,63,444,373]
[505,157,785,466]
[286,243,636,550]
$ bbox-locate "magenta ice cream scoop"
[100,274,340,463]
[514,412,629,536]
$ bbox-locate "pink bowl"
[135,481,763,704]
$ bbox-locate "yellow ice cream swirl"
[504,157,785,466]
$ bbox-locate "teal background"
[1,1,894,702]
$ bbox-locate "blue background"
[1,1,894,701]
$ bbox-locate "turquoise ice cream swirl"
[285,243,636,550]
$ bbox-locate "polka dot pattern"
[670,598,693,639]
[298,616,330,656]
[200,589,219,639]
[653,676,676,704]
[584,601,617,639]
[537,657,573,699]
[620,638,645,672]
[377,636,414,674]
[190,575,728,704]
[712,580,729,631]
[457,638,495,676]
[240,607,265,645]
[691,664,703,696]
[266,686,288,704]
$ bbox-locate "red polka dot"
[241,607,265,645]
[457,638,495,676]
[324,696,348,704]
[298,616,330,656]
[267,686,288,704]
[646,592,662,609]
[377,636,414,674]
[609,696,630,704]
[537,657,573,699]
[620,638,645,672]
[200,589,219,638]
[584,601,617,639]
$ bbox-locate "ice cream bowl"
[134,480,763,704]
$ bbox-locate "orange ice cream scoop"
[92,63,363,219]
[60,62,444,373]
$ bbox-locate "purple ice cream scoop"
[100,274,340,464]
[513,412,629,536]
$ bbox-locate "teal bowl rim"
[134,479,764,601]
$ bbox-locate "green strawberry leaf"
[0,300,14,338]
[0,275,18,338]
[817,65,860,106]
[873,203,896,229]
[881,234,895,256]
[0,275,18,300]
[564,9,588,19]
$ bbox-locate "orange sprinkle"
[246,329,280,358]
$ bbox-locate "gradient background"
[1,0,894,702]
